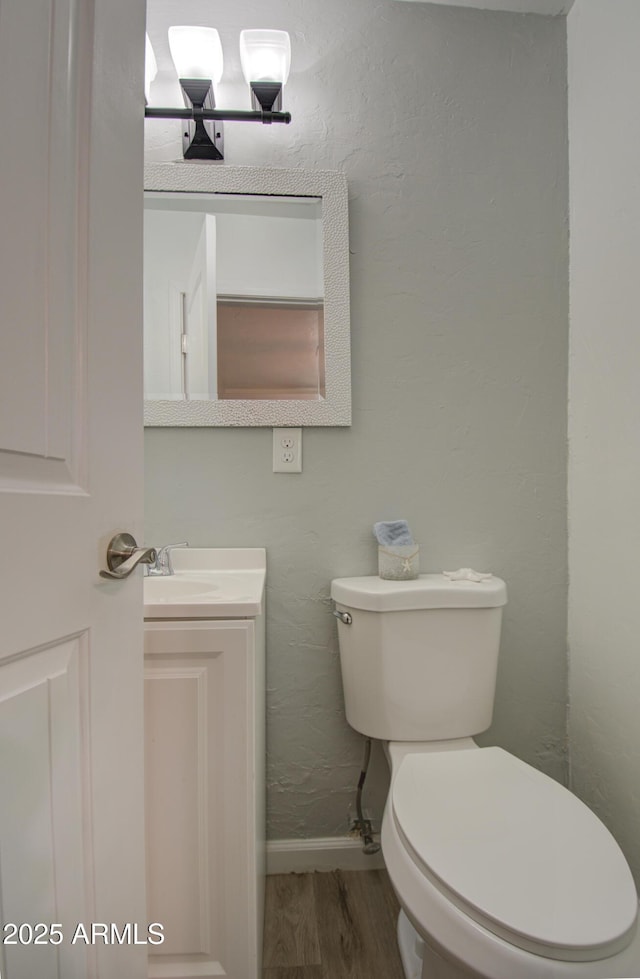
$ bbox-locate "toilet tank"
[331,574,507,742]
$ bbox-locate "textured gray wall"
[144,0,569,839]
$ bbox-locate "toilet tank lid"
[331,573,507,612]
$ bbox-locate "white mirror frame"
[144,163,351,426]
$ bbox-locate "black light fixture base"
[179,78,224,160]
[250,81,283,115]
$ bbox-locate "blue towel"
[373,520,414,546]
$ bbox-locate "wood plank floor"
[263,870,405,979]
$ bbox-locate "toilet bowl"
[330,573,640,979]
[383,740,640,979]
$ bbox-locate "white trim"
[266,836,386,874]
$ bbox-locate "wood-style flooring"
[263,870,406,979]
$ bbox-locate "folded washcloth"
[373,520,414,546]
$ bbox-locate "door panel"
[0,636,90,979]
[0,0,85,490]
[185,215,217,401]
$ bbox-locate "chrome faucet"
[146,541,189,576]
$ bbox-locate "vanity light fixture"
[144,27,292,162]
[239,29,291,113]
[167,26,225,160]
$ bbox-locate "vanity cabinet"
[144,613,265,979]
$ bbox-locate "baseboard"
[266,836,386,874]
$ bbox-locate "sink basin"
[143,548,265,619]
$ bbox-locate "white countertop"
[143,547,266,619]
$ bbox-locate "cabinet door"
[144,619,258,979]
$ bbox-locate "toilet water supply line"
[356,737,381,855]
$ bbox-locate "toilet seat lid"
[392,747,638,961]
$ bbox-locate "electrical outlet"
[273,428,302,473]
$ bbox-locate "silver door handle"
[100,532,157,580]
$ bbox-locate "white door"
[184,215,217,401]
[0,1,147,977]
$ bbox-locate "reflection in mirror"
[144,193,325,402]
[143,164,350,427]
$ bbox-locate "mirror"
[144,164,351,426]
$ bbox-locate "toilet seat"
[392,747,638,962]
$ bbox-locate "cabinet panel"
[144,619,259,979]
[145,666,213,955]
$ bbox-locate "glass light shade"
[239,30,291,86]
[144,34,157,102]
[168,26,224,84]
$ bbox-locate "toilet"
[331,572,640,979]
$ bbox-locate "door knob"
[100,533,157,580]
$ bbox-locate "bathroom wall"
[568,1,640,886]
[144,0,569,840]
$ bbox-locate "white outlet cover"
[273,428,302,473]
